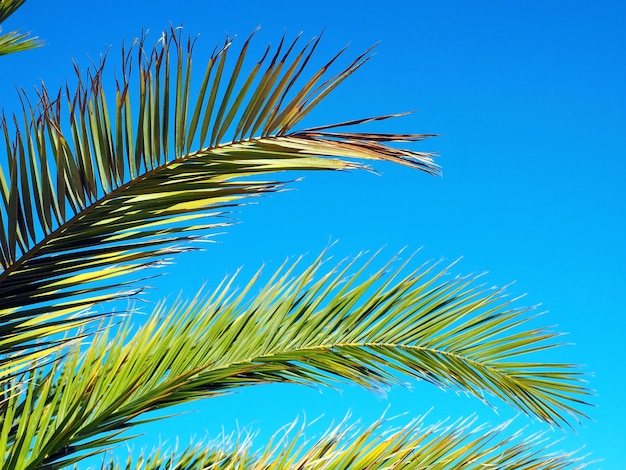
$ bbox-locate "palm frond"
[101,415,590,470]
[0,30,42,56]
[0,0,26,22]
[0,0,42,56]
[0,27,437,382]
[0,251,591,467]
[99,433,257,470]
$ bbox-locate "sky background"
[2,0,625,468]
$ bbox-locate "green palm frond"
[0,29,42,56]
[0,0,42,56]
[0,27,437,382]
[101,434,257,470]
[0,251,591,468]
[0,0,27,22]
[102,415,590,470]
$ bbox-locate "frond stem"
[0,137,252,286]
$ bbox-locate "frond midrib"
[212,340,554,380]
[0,135,272,285]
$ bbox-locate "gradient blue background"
[2,1,625,467]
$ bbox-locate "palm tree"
[0,2,592,468]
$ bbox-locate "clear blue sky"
[2,0,625,467]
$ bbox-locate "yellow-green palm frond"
[103,415,590,470]
[0,29,42,56]
[100,434,257,470]
[0,0,42,56]
[0,27,437,383]
[0,251,591,468]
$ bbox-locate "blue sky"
[2,0,625,467]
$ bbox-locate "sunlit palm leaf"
[100,433,257,470]
[98,416,589,469]
[0,27,437,382]
[0,251,591,467]
[255,415,589,469]
[0,30,41,56]
[0,0,42,56]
